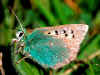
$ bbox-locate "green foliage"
[0,0,100,75]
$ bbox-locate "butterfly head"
[16,30,24,41]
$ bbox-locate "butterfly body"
[15,24,88,69]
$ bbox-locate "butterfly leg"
[15,41,25,54]
[16,53,30,64]
[12,39,27,64]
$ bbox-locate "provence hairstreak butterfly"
[14,24,88,69]
[11,9,88,69]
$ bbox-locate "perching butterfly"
[14,24,88,69]
[11,8,88,70]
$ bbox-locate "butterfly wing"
[37,24,88,69]
[24,24,88,69]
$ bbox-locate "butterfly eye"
[16,31,24,38]
[19,32,23,37]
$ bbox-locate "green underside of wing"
[24,29,69,67]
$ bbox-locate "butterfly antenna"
[11,9,24,33]
[10,9,27,40]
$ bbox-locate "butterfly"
[14,24,88,69]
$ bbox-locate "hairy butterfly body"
[15,24,88,69]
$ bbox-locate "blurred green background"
[0,0,100,75]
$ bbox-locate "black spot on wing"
[55,30,58,35]
[73,35,74,38]
[71,30,74,34]
[63,30,66,33]
[65,34,68,37]
[48,32,51,34]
